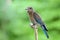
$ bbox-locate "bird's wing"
[33,12,48,31]
[33,12,44,25]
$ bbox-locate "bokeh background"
[0,0,60,40]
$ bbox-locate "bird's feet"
[30,23,37,29]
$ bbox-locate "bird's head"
[25,7,33,13]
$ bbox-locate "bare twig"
[31,25,38,40]
[34,28,38,40]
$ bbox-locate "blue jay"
[26,7,49,38]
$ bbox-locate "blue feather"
[42,26,49,38]
[33,13,49,38]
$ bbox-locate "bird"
[26,7,49,38]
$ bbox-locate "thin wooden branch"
[34,28,38,40]
[30,23,38,40]
[33,25,38,40]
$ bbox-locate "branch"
[34,27,38,40]
[31,25,38,40]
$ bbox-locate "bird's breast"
[29,13,36,24]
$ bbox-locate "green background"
[0,0,60,40]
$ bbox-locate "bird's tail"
[41,25,49,38]
[42,25,48,31]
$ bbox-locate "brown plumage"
[26,7,49,38]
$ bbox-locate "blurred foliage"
[0,0,60,40]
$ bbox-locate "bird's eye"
[29,8,32,9]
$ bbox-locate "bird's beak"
[25,9,27,10]
[25,8,28,10]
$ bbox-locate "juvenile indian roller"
[26,7,49,38]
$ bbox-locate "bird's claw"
[30,23,37,29]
